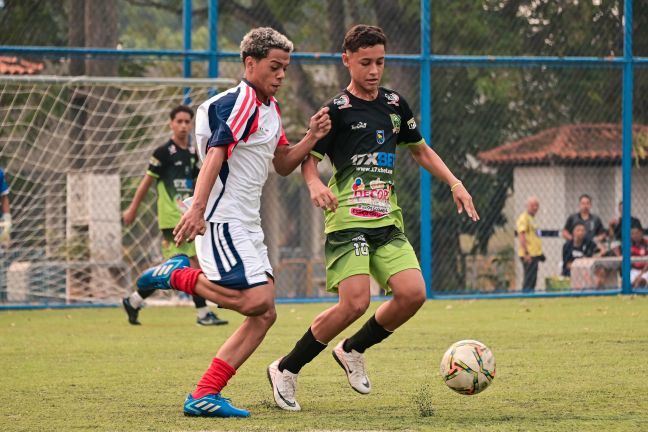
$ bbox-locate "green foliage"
[0,0,68,46]
[1,297,648,431]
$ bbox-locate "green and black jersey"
[311,88,424,234]
[146,139,200,229]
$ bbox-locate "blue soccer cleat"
[136,254,190,291]
[183,393,250,418]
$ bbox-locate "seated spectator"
[562,194,606,248]
[562,222,600,277]
[609,200,642,243]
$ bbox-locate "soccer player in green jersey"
[122,105,227,326]
[268,25,479,411]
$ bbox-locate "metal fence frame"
[1,0,645,303]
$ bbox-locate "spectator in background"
[562,194,606,247]
[622,226,648,288]
[609,200,642,243]
[562,222,600,277]
[517,196,543,292]
[0,167,11,245]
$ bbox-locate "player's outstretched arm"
[301,155,338,211]
[273,107,331,176]
[408,143,479,222]
[173,146,226,246]
[122,174,155,225]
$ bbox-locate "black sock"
[192,295,207,308]
[279,327,327,374]
[343,315,392,353]
[137,288,155,299]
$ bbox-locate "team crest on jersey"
[376,130,385,144]
[390,114,401,134]
[407,118,417,130]
[385,92,400,106]
[168,144,177,155]
[333,94,352,109]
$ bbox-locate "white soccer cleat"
[332,339,371,394]
[267,358,301,411]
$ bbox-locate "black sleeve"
[563,214,575,233]
[311,101,338,160]
[147,145,169,178]
[397,94,424,145]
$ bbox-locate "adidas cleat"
[136,254,189,291]
[183,393,250,418]
[267,358,300,411]
[332,339,371,394]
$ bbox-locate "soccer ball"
[440,340,496,395]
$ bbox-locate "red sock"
[170,268,202,295]
[192,358,236,399]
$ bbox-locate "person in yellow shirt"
[517,196,543,292]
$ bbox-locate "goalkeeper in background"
[121,105,228,327]
[0,167,10,245]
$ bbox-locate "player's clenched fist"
[309,107,331,140]
[307,179,338,212]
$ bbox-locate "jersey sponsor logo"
[390,114,401,134]
[407,118,417,130]
[376,130,385,145]
[385,92,400,106]
[333,94,352,109]
[351,121,367,130]
[351,152,395,168]
[174,161,182,166]
[173,178,193,192]
[350,207,388,219]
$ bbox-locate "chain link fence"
[1,0,647,304]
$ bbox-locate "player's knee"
[259,306,277,328]
[396,287,426,312]
[342,298,370,319]
[239,296,274,316]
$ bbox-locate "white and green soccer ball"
[440,340,496,395]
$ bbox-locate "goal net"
[0,75,238,305]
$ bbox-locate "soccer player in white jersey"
[135,27,331,418]
[267,25,479,412]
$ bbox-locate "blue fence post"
[182,0,192,104]
[621,0,634,295]
[208,0,219,96]
[420,0,433,298]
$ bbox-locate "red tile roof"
[478,123,648,165]
[0,56,44,75]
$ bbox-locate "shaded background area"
[1,0,647,304]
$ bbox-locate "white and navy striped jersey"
[194,79,289,230]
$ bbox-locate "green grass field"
[2,296,647,431]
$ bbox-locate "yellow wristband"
[450,181,463,192]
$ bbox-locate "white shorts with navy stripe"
[195,222,273,289]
